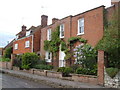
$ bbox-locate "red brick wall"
[13,36,33,54]
[33,27,42,53]
[71,6,104,47]
[97,50,104,85]
[40,16,71,64]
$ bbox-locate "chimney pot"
[52,18,59,24]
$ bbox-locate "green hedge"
[106,68,119,78]
[33,64,53,70]
[0,58,11,62]
[57,67,73,76]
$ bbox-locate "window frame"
[14,43,18,50]
[60,24,64,38]
[25,41,30,48]
[47,29,51,41]
[77,18,84,35]
[45,51,52,62]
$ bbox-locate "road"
[0,73,52,88]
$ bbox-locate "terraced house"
[40,0,120,67]
[13,15,48,55]
[13,0,119,67]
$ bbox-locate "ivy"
[44,40,50,51]
[44,26,61,55]
[68,37,87,44]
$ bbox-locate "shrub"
[57,67,73,77]
[106,68,119,78]
[22,64,30,70]
[76,67,97,75]
[33,64,53,70]
[76,67,88,75]
[13,55,22,68]
[37,60,47,65]
[22,53,39,69]
[4,47,12,59]
[0,58,11,62]
[70,64,79,73]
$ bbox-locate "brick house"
[40,0,120,67]
[13,15,48,55]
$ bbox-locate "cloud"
[0,33,15,48]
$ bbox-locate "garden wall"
[0,61,12,70]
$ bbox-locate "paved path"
[0,68,104,88]
[1,73,51,88]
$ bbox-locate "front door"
[59,45,65,67]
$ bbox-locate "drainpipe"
[31,35,34,52]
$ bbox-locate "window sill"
[60,36,64,39]
[77,33,84,36]
[45,59,52,63]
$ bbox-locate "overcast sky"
[0,0,111,47]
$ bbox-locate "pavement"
[0,68,104,88]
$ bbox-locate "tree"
[96,10,120,68]
[4,47,12,59]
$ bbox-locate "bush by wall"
[57,67,73,77]
[106,68,119,78]
[0,58,11,62]
[22,53,39,69]
[33,64,53,70]
[4,47,12,59]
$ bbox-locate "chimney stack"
[41,15,48,27]
[22,25,27,31]
[52,18,59,24]
[111,0,120,5]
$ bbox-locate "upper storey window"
[60,24,64,38]
[77,18,84,35]
[47,29,51,41]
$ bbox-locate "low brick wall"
[33,69,47,76]
[47,71,62,78]
[13,66,20,71]
[71,74,98,85]
[104,69,120,88]
[0,61,12,70]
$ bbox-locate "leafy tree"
[96,10,120,68]
[4,47,12,59]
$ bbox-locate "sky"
[0,0,111,47]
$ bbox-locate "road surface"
[0,73,52,88]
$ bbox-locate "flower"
[73,55,77,57]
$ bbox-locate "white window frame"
[60,24,64,38]
[14,44,18,50]
[45,51,52,62]
[77,18,84,35]
[47,29,51,41]
[26,31,30,36]
[25,41,30,48]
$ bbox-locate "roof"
[3,39,15,50]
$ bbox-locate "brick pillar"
[11,54,15,69]
[97,50,104,86]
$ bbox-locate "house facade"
[12,0,119,67]
[40,0,120,67]
[13,15,48,55]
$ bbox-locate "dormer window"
[26,31,30,36]
[60,24,64,38]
